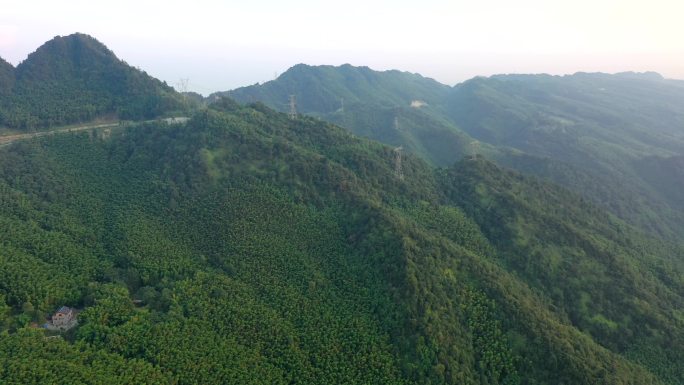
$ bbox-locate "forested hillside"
[226,64,451,114]
[0,57,14,127]
[0,34,186,130]
[448,72,684,238]
[221,64,480,165]
[0,57,13,95]
[0,100,682,384]
[223,65,684,239]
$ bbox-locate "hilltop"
[0,33,186,130]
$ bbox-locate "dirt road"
[0,122,122,145]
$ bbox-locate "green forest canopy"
[0,101,682,384]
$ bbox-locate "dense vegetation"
[226,64,451,114]
[0,57,13,96]
[224,65,684,240]
[0,99,682,384]
[221,64,480,166]
[447,73,684,239]
[0,34,186,130]
[0,57,14,128]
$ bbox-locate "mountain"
[441,157,684,383]
[0,100,682,384]
[447,72,684,238]
[221,65,684,238]
[0,33,186,130]
[227,63,451,114]
[0,36,683,384]
[447,72,684,163]
[221,64,480,165]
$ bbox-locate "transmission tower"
[394,146,404,180]
[394,115,400,130]
[340,97,344,113]
[470,140,481,159]
[177,78,190,109]
[177,78,189,93]
[289,95,297,119]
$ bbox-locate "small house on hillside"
[52,306,74,327]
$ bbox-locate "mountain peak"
[17,33,118,78]
[2,33,184,129]
[38,33,115,58]
[279,63,374,78]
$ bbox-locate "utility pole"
[289,95,297,119]
[394,146,404,180]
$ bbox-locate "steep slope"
[633,155,684,210]
[323,103,483,166]
[446,72,684,237]
[0,101,681,384]
[441,157,684,383]
[446,72,684,161]
[497,151,684,238]
[1,33,185,129]
[221,64,478,166]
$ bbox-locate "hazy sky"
[1,0,683,94]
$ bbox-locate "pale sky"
[1,0,683,95]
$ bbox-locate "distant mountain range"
[220,65,684,239]
[0,33,186,130]
[220,64,473,166]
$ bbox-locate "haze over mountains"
[0,34,683,385]
[224,65,684,239]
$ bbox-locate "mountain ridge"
[221,63,684,239]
